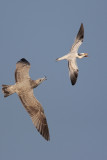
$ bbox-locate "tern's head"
[78,53,88,58]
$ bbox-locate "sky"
[0,0,107,160]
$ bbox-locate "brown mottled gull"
[2,58,50,141]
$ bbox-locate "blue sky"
[0,0,107,160]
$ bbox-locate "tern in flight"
[2,58,50,141]
[56,23,88,85]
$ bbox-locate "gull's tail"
[2,84,15,97]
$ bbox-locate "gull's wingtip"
[17,58,30,65]
[81,23,83,26]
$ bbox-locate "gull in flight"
[2,58,50,141]
[56,23,88,85]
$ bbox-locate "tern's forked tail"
[56,54,69,61]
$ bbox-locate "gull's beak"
[43,75,47,80]
[84,53,88,57]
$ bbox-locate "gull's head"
[36,76,47,85]
[32,76,47,88]
[37,76,47,84]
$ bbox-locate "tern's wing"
[70,23,84,54]
[68,60,78,85]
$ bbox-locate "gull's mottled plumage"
[2,58,50,141]
[56,23,88,85]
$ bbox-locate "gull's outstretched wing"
[19,90,50,141]
[70,23,84,54]
[68,60,78,85]
[15,58,30,82]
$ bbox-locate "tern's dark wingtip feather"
[69,69,78,86]
[76,23,84,40]
[70,78,77,85]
